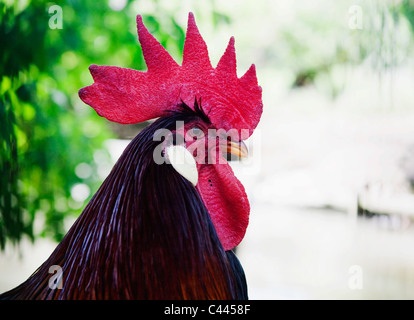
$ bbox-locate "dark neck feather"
[1,111,239,300]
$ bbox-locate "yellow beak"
[226,140,248,159]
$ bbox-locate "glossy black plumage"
[0,105,248,300]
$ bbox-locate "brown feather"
[0,106,246,300]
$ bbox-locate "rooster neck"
[1,112,246,300]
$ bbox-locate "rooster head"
[79,13,263,251]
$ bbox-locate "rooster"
[0,13,262,300]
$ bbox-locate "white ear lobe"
[165,145,198,187]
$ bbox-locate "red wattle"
[196,159,249,251]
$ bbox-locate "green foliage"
[402,0,414,32]
[275,1,414,98]
[0,0,187,249]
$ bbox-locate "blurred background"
[1,0,414,299]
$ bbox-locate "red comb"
[79,13,262,138]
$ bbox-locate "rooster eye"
[188,127,204,138]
